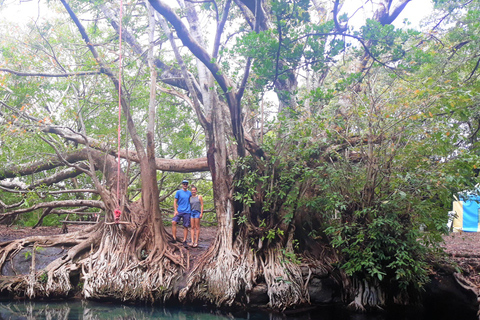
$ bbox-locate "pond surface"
[0,300,474,320]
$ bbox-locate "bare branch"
[30,165,89,189]
[0,198,25,210]
[0,149,90,180]
[0,68,102,78]
[148,0,231,94]
[465,56,480,82]
[157,12,210,129]
[333,0,347,32]
[235,57,252,104]
[60,0,147,161]
[0,107,210,173]
[48,189,99,195]
[149,0,245,155]
[51,208,100,215]
[99,2,203,98]
[0,180,28,190]
[32,207,53,229]
[38,135,91,176]
[212,0,232,59]
[0,199,105,220]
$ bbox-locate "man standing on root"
[172,180,191,244]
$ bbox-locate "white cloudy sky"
[1,0,433,29]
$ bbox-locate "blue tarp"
[462,200,479,232]
[453,196,480,232]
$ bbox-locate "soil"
[442,231,480,290]
[1,224,480,289]
[0,223,217,272]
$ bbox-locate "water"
[0,300,475,320]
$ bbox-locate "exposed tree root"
[1,223,186,302]
[81,225,184,302]
[346,278,385,312]
[179,229,254,306]
[260,234,309,309]
[0,225,99,298]
[0,225,96,270]
[180,228,310,310]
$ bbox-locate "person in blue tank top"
[172,180,192,244]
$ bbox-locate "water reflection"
[0,301,235,320]
[0,300,474,320]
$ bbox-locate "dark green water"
[0,300,474,320]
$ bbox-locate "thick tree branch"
[0,149,90,180]
[0,147,208,187]
[49,189,99,194]
[32,207,100,228]
[46,125,210,172]
[0,200,105,220]
[235,0,270,31]
[382,0,412,25]
[39,135,91,176]
[51,208,100,215]
[40,125,209,172]
[333,0,347,32]
[232,0,254,29]
[0,166,87,191]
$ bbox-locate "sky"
[391,0,435,29]
[342,0,435,30]
[1,0,434,30]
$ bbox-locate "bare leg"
[190,225,195,246]
[195,219,200,245]
[172,221,177,241]
[182,227,188,242]
[191,218,198,244]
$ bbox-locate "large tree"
[1,0,478,311]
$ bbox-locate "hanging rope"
[115,0,124,224]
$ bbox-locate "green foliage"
[281,248,302,265]
[325,205,429,289]
[39,272,48,284]
[23,246,45,260]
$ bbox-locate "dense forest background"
[1,0,480,311]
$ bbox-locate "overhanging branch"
[0,199,105,221]
[0,68,102,78]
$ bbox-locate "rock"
[422,272,478,319]
[1,247,67,276]
[248,283,269,304]
[308,277,341,304]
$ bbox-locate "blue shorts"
[191,210,201,219]
[172,211,190,227]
